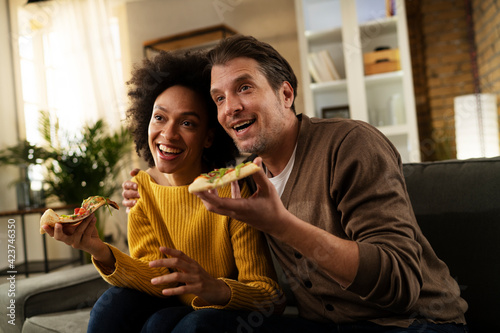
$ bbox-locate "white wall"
[118,0,304,114]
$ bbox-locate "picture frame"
[321,105,350,119]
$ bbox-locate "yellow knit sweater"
[93,171,284,313]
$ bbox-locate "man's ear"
[204,128,215,149]
[281,81,294,108]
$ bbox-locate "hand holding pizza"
[195,157,293,237]
[149,247,231,306]
[42,214,113,264]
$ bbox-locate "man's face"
[210,57,291,155]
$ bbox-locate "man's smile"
[232,119,256,133]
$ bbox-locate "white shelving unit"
[295,0,421,162]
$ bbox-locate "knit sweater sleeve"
[92,192,175,298]
[191,186,285,314]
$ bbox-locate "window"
[12,0,125,147]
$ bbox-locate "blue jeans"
[87,286,192,333]
[170,309,469,333]
[88,288,468,333]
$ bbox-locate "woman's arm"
[94,209,175,297]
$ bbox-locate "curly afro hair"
[126,50,238,169]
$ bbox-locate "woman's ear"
[204,128,215,149]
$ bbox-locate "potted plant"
[0,140,52,209]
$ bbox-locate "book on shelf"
[307,50,341,83]
[386,0,395,16]
[307,54,323,83]
[319,50,341,81]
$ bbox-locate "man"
[122,35,468,332]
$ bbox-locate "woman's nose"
[160,123,179,140]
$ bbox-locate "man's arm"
[196,157,359,287]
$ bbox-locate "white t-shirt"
[267,145,297,197]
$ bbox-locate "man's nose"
[224,94,243,116]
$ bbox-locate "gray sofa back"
[403,157,500,332]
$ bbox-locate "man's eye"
[240,85,250,92]
[154,115,162,121]
[215,96,225,103]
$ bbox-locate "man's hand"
[196,157,359,287]
[122,168,141,213]
[195,157,292,238]
[149,247,231,306]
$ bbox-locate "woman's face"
[148,85,213,184]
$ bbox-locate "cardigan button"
[325,304,334,311]
[304,280,313,288]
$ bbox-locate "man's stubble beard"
[235,100,286,156]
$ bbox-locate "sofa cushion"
[22,308,91,333]
[403,157,500,332]
[0,264,110,333]
[24,274,109,320]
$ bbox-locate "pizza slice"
[188,161,261,193]
[40,196,119,234]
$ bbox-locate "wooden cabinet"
[295,0,420,162]
[143,24,237,59]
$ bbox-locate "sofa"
[1,157,499,332]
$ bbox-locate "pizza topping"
[60,214,77,219]
[82,196,103,210]
[59,198,100,220]
[235,161,251,177]
[79,196,117,216]
[188,161,260,193]
[202,168,229,184]
[74,207,88,216]
[200,161,252,184]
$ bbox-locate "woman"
[42,50,284,332]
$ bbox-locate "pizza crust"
[188,162,261,193]
[40,197,119,234]
[39,209,63,234]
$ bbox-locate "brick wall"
[473,0,500,108]
[406,0,500,161]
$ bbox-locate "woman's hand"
[42,214,115,267]
[149,247,231,306]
